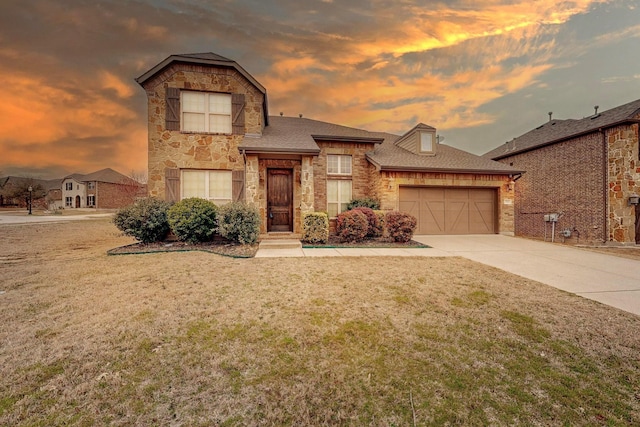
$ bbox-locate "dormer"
[394,123,437,156]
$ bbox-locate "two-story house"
[136,53,521,236]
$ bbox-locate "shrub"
[385,211,417,243]
[167,198,218,243]
[302,212,329,244]
[373,210,386,237]
[335,210,368,242]
[347,197,381,210]
[217,202,261,245]
[113,197,171,244]
[351,207,381,238]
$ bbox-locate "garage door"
[399,187,497,235]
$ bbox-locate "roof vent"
[299,114,303,118]
[594,105,599,115]
[279,112,283,116]
[548,111,553,122]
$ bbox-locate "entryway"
[267,168,293,232]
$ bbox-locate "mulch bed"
[107,241,259,258]
[108,237,428,258]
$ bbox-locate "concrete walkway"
[413,235,640,316]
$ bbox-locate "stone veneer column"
[300,156,315,214]
[607,124,640,243]
[245,155,260,207]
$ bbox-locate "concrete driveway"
[413,234,640,317]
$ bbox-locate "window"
[181,170,232,204]
[88,182,95,190]
[87,195,95,206]
[420,132,433,152]
[327,180,352,217]
[327,155,352,175]
[182,91,232,134]
[65,197,73,207]
[65,182,73,191]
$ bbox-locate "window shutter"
[165,168,180,202]
[231,93,245,135]
[232,170,245,202]
[165,87,181,131]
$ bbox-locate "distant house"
[485,100,640,245]
[61,168,145,209]
[0,176,56,209]
[136,53,521,236]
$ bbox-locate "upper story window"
[327,155,352,175]
[181,91,232,134]
[65,182,73,191]
[420,132,434,153]
[87,182,95,190]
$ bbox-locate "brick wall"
[96,182,143,209]
[497,133,607,244]
[312,141,377,213]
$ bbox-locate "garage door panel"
[399,187,496,235]
[422,200,445,234]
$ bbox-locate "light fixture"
[628,194,640,206]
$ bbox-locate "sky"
[1,0,639,180]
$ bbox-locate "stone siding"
[141,64,265,199]
[607,123,640,243]
[371,170,515,235]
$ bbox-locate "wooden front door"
[267,169,293,232]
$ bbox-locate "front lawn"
[0,219,638,425]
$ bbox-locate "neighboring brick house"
[137,53,521,236]
[485,100,640,245]
[61,168,145,209]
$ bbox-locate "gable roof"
[368,138,522,174]
[64,168,140,186]
[135,52,269,125]
[485,98,640,160]
[240,116,521,174]
[239,116,389,155]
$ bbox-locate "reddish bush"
[351,207,382,238]
[335,210,368,242]
[385,211,417,242]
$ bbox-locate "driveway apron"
[413,234,640,317]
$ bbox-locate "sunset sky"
[1,0,639,179]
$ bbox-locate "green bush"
[351,207,381,238]
[385,211,417,243]
[302,212,329,244]
[113,197,171,244]
[217,202,261,245]
[347,197,380,210]
[167,198,218,243]
[335,210,368,242]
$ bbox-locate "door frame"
[266,168,294,232]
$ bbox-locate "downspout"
[601,128,608,244]
[242,149,247,203]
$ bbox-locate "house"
[485,100,640,245]
[61,168,145,209]
[136,53,521,236]
[0,176,57,209]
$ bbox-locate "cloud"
[0,0,635,177]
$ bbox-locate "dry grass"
[1,219,639,426]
